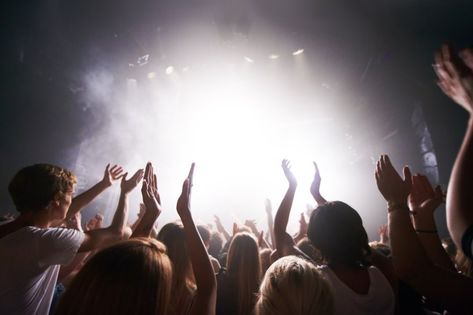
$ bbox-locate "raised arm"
[376,155,473,314]
[274,160,297,257]
[78,169,143,252]
[310,161,327,205]
[66,164,124,219]
[214,215,231,241]
[177,163,216,315]
[132,163,163,238]
[435,45,473,254]
[409,174,456,271]
[264,198,276,248]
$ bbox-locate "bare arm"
[214,215,231,241]
[376,155,473,314]
[434,46,473,250]
[409,174,456,271]
[132,163,162,238]
[178,163,216,315]
[274,160,297,257]
[66,164,124,220]
[78,169,143,252]
[265,199,276,248]
[310,161,327,205]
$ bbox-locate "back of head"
[256,256,333,315]
[227,232,262,315]
[157,222,195,312]
[197,225,211,246]
[55,238,172,315]
[307,201,371,267]
[9,164,76,212]
[208,231,224,259]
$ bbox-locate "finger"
[105,163,110,173]
[110,164,119,173]
[437,80,453,97]
[144,162,152,184]
[403,166,412,187]
[460,48,473,70]
[441,44,460,79]
[420,175,435,196]
[313,161,320,176]
[187,163,195,186]
[153,174,158,192]
[182,178,190,197]
[435,51,453,80]
[121,172,128,182]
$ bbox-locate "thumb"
[121,173,128,183]
[403,166,412,185]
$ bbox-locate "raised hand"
[434,45,473,113]
[66,212,83,231]
[120,169,145,195]
[378,224,388,244]
[310,161,322,197]
[141,163,162,217]
[264,199,272,215]
[299,213,308,236]
[375,155,412,206]
[281,159,297,188]
[408,174,444,216]
[244,219,259,236]
[102,164,125,187]
[177,163,195,217]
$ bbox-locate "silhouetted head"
[9,164,77,220]
[307,201,370,267]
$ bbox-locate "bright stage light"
[244,56,255,63]
[165,66,174,75]
[292,49,304,56]
[78,53,367,232]
[269,54,280,60]
[147,72,156,79]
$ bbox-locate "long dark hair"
[307,201,371,267]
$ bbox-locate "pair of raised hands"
[99,163,145,194]
[281,159,322,198]
[375,155,444,214]
[140,162,195,218]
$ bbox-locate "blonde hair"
[227,232,262,315]
[55,238,172,315]
[256,256,334,315]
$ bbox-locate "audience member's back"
[307,201,395,315]
[0,164,83,315]
[217,232,261,315]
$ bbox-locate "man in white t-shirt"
[0,163,143,315]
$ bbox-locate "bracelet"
[415,229,437,234]
[387,203,409,213]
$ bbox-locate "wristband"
[387,202,409,213]
[415,229,437,234]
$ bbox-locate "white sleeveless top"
[318,265,395,315]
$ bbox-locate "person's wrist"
[100,179,112,188]
[387,200,409,213]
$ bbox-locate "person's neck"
[15,210,53,228]
[0,210,52,239]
